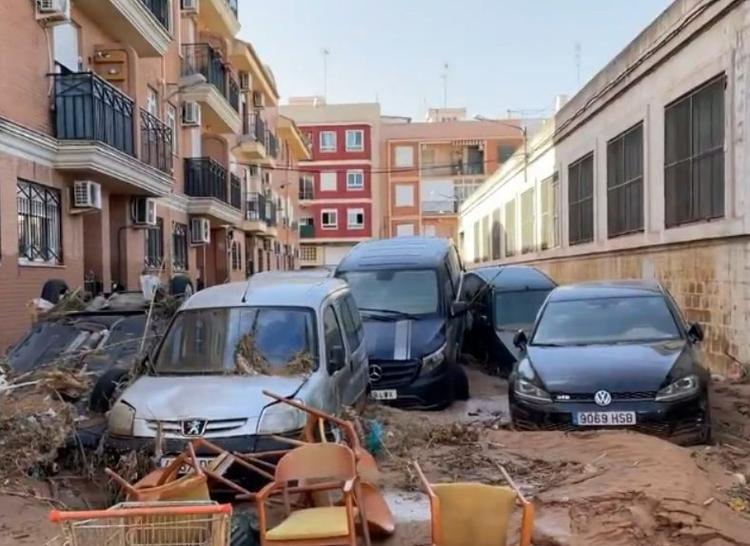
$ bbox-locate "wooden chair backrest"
[275,443,356,484]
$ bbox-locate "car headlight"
[655,375,700,402]
[108,401,136,436]
[420,343,447,376]
[514,378,552,404]
[257,402,306,435]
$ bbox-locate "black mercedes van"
[334,237,470,409]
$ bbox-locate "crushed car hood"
[362,317,444,361]
[121,374,305,421]
[527,340,688,393]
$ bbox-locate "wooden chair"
[414,461,534,546]
[256,443,371,546]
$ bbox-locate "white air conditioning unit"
[131,197,157,227]
[252,91,264,109]
[181,0,199,13]
[239,72,251,91]
[72,180,102,210]
[35,0,70,21]
[182,101,201,126]
[190,217,211,245]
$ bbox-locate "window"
[394,145,414,167]
[17,180,62,265]
[568,153,594,245]
[607,123,644,237]
[337,294,364,350]
[320,172,337,192]
[347,208,365,229]
[396,223,415,237]
[146,86,159,117]
[521,188,535,253]
[540,173,559,249]
[144,218,164,269]
[320,131,337,152]
[346,170,364,190]
[665,76,725,227]
[172,222,188,271]
[340,270,439,315]
[345,129,364,151]
[491,208,502,260]
[166,103,178,154]
[321,209,338,229]
[497,144,516,163]
[301,245,317,261]
[299,174,314,200]
[324,305,346,368]
[231,241,241,271]
[504,199,517,257]
[395,184,414,207]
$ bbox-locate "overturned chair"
[414,461,534,546]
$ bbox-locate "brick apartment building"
[382,108,526,241]
[0,0,309,349]
[281,99,382,268]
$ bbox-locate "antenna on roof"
[240,277,252,304]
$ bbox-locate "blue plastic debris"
[364,419,384,456]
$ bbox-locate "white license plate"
[371,389,398,401]
[159,456,213,474]
[575,411,636,426]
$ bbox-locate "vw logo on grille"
[182,419,207,437]
[369,365,383,383]
[594,390,612,407]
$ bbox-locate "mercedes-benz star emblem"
[182,419,207,437]
[594,390,612,407]
[368,365,383,383]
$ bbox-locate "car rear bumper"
[509,393,708,443]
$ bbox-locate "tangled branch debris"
[235,334,314,376]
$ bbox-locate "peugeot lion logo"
[369,365,383,382]
[182,419,207,437]
[594,390,612,407]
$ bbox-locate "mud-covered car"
[462,265,555,376]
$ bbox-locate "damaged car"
[462,265,556,377]
[106,274,369,461]
[509,280,711,444]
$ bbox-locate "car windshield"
[340,269,439,316]
[154,307,317,374]
[493,289,551,330]
[532,295,681,346]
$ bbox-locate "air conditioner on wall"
[182,101,201,126]
[35,0,70,21]
[181,0,199,13]
[72,181,102,210]
[131,197,157,227]
[190,217,211,245]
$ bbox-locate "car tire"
[89,368,129,413]
[41,279,69,304]
[169,275,194,298]
[452,364,470,401]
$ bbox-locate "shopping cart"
[47,501,232,546]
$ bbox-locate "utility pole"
[441,63,449,108]
[322,48,330,99]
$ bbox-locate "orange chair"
[414,461,534,546]
[255,443,371,546]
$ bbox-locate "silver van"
[107,274,369,458]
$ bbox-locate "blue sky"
[238,0,671,119]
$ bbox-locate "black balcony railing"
[267,131,279,158]
[227,76,239,113]
[300,223,315,238]
[182,43,227,97]
[53,72,135,156]
[230,173,242,209]
[140,108,172,173]
[265,198,277,226]
[185,157,228,203]
[140,0,170,29]
[246,192,266,221]
[244,113,267,142]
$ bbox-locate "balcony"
[300,223,315,239]
[198,0,240,40]
[243,192,277,237]
[230,173,242,209]
[52,72,172,196]
[184,157,242,224]
[237,113,275,166]
[181,44,241,134]
[74,0,171,57]
[421,200,459,215]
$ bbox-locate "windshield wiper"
[359,308,419,320]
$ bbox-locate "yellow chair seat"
[266,506,351,541]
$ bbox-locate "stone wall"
[525,236,750,375]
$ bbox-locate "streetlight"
[474,115,528,183]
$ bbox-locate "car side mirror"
[451,301,471,317]
[688,323,704,343]
[513,330,528,349]
[327,345,346,373]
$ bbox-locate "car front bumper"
[509,392,709,443]
[369,360,455,410]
